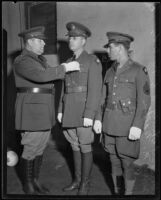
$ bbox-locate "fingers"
[83,118,93,127]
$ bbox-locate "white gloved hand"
[93,120,102,134]
[83,118,93,127]
[128,127,142,140]
[57,113,63,123]
[62,61,80,72]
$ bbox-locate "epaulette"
[14,54,26,64]
[132,61,148,75]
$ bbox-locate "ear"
[27,38,33,46]
[81,37,86,46]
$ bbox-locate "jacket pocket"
[119,98,136,114]
[118,76,135,83]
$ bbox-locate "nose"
[68,37,73,43]
[42,40,45,45]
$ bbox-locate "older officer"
[57,22,102,195]
[13,26,80,195]
[94,32,151,195]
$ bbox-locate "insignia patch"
[143,81,150,95]
[143,67,148,75]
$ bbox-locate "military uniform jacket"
[14,49,66,131]
[97,59,151,136]
[58,50,102,128]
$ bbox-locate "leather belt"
[16,87,54,94]
[106,102,122,111]
[65,86,87,93]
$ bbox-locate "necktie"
[72,54,76,61]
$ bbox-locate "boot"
[63,151,81,191]
[33,155,49,194]
[77,152,93,195]
[124,179,135,195]
[19,158,38,194]
[112,175,125,195]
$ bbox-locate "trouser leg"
[77,151,93,195]
[63,150,81,191]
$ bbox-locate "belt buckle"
[33,88,39,93]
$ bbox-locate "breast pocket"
[119,98,136,115]
[118,76,135,88]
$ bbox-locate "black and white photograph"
[1,1,160,199]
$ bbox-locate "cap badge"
[71,24,76,30]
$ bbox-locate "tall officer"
[13,26,80,195]
[57,22,102,195]
[94,32,151,195]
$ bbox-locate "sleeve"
[94,69,109,121]
[83,57,103,120]
[14,57,66,82]
[58,80,65,114]
[132,66,151,130]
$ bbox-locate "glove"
[83,118,93,127]
[62,61,80,72]
[57,113,63,123]
[128,127,142,140]
[93,120,102,134]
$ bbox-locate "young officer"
[94,32,151,195]
[57,22,102,195]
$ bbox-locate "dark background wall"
[2,2,155,170]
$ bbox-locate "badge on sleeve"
[143,81,150,95]
[143,67,148,75]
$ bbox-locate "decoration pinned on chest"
[142,67,148,75]
[96,58,100,64]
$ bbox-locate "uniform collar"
[22,48,39,60]
[112,58,133,75]
[76,50,87,60]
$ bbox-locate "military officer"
[94,32,151,195]
[13,26,80,195]
[57,22,102,195]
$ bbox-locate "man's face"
[106,43,120,61]
[68,36,85,52]
[29,38,45,55]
